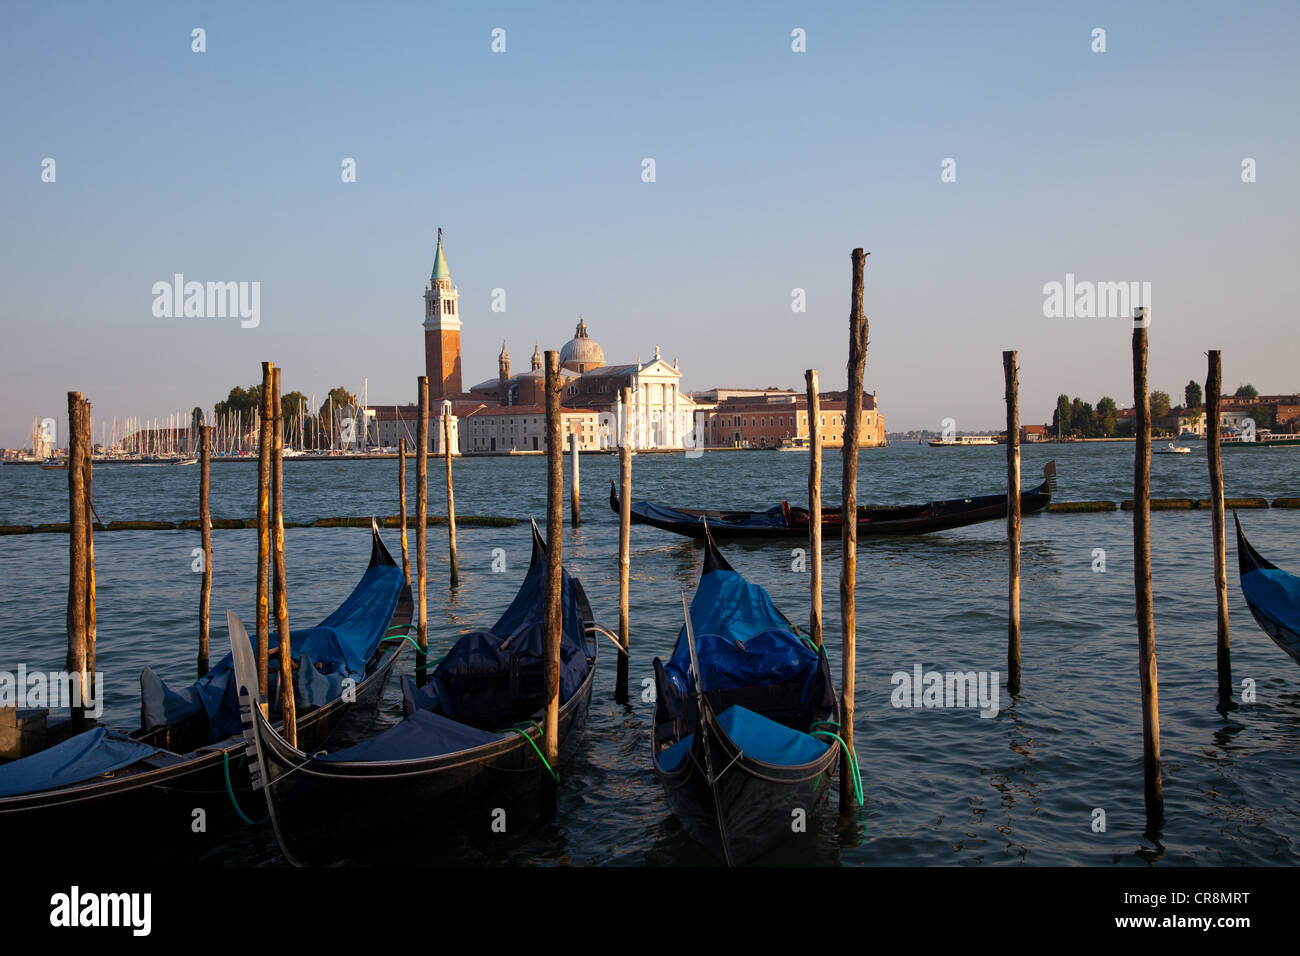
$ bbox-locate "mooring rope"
[809,721,864,805]
[222,750,268,826]
[504,721,559,783]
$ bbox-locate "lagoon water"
[2,441,1298,866]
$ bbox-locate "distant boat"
[1223,430,1300,448]
[775,437,809,452]
[1155,443,1191,455]
[610,461,1057,540]
[1234,515,1300,666]
[928,435,997,447]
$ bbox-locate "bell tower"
[423,229,462,399]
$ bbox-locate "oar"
[681,589,735,867]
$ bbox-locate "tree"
[191,406,205,429]
[1150,390,1171,421]
[1247,403,1274,431]
[1184,380,1202,409]
[1053,394,1072,438]
[318,387,359,449]
[1235,384,1258,399]
[1096,396,1118,437]
[214,384,262,419]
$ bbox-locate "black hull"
[653,701,839,865]
[0,643,404,862]
[612,474,1055,540]
[1235,515,1300,666]
[0,524,412,862]
[253,645,597,865]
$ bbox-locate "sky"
[2,1,1297,447]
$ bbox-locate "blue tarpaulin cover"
[432,558,591,723]
[662,569,820,701]
[715,705,828,767]
[1242,567,1300,633]
[141,563,406,742]
[0,728,161,797]
[319,709,499,762]
[311,556,592,765]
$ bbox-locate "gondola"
[612,461,1057,540]
[651,525,849,865]
[230,520,600,865]
[0,520,411,860]
[1234,515,1300,665]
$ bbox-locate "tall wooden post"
[256,362,273,699]
[444,408,458,588]
[83,397,96,699]
[1004,351,1022,695]
[805,369,823,647]
[272,367,296,746]
[198,424,213,676]
[840,249,869,814]
[616,388,632,704]
[1132,308,1164,825]
[570,432,581,528]
[398,437,410,585]
[66,392,89,727]
[1207,351,1231,700]
[416,378,429,685]
[543,352,564,795]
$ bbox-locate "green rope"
[504,723,558,783]
[222,750,268,826]
[809,723,864,805]
[381,633,444,669]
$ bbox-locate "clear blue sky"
[2,1,1297,446]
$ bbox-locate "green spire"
[431,229,450,281]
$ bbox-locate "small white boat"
[928,435,997,447]
[1155,442,1191,455]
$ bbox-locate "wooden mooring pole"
[83,397,96,701]
[1004,350,1022,694]
[198,424,212,676]
[398,437,410,586]
[66,392,89,727]
[444,407,458,588]
[256,362,273,700]
[570,431,581,528]
[416,377,429,685]
[615,388,632,704]
[1206,350,1231,700]
[840,249,869,814]
[805,369,823,647]
[272,367,296,746]
[1132,308,1164,826]
[543,351,564,809]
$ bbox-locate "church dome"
[559,317,605,372]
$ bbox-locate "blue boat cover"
[634,501,786,531]
[140,563,406,743]
[431,558,591,727]
[658,732,695,772]
[1242,567,1300,634]
[0,728,161,797]
[715,705,829,767]
[662,569,821,702]
[319,708,500,762]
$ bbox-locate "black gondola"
[229,520,600,865]
[612,461,1057,540]
[0,520,411,860]
[1234,514,1300,665]
[651,526,848,865]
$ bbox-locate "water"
[2,441,1298,866]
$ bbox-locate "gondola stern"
[609,480,619,515]
[529,517,547,566]
[369,517,398,568]
[1234,512,1275,575]
[701,520,735,576]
